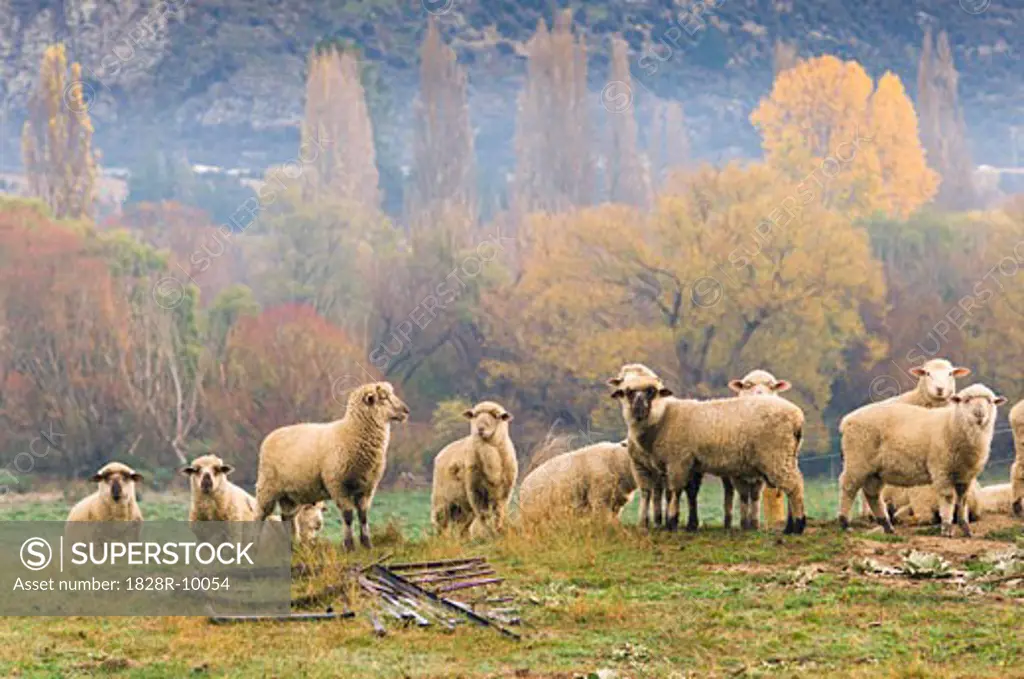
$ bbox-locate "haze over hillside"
[0,0,1021,185]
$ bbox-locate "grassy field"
[0,479,1022,678]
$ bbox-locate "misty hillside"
[0,0,1020,176]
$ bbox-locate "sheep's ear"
[773,380,792,393]
[362,391,377,406]
[91,472,105,482]
[462,409,475,419]
[217,464,234,476]
[610,388,624,400]
[949,394,963,403]
[727,379,745,393]
[607,377,624,387]
[993,396,1007,406]
[179,465,197,476]
[500,412,512,421]
[130,472,144,483]
[909,367,927,377]
[952,367,972,378]
[658,387,673,397]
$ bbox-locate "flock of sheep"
[64,359,1024,547]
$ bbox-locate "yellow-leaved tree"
[21,44,98,220]
[751,55,936,220]
[481,162,887,446]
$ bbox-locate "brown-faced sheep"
[518,441,637,522]
[255,381,409,550]
[612,374,807,534]
[608,364,668,529]
[1011,400,1024,517]
[838,383,1007,537]
[431,401,517,538]
[726,369,795,529]
[66,462,144,523]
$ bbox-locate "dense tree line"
[2,17,1021,489]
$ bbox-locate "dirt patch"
[848,514,1022,565]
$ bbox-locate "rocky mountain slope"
[0,0,1020,178]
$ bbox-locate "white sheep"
[518,441,637,522]
[611,373,808,534]
[293,502,326,544]
[976,483,1014,515]
[1011,399,1023,517]
[879,481,982,526]
[838,383,1007,537]
[67,462,145,523]
[431,401,517,538]
[181,454,259,523]
[608,364,668,529]
[255,381,410,550]
[726,369,794,529]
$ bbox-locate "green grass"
[1,480,1022,677]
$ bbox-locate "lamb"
[293,502,326,543]
[431,401,517,538]
[611,373,808,534]
[607,364,668,529]
[517,441,637,522]
[976,483,1014,515]
[66,462,145,524]
[838,383,1007,537]
[1011,400,1024,517]
[879,481,981,526]
[255,381,410,550]
[726,369,795,529]
[181,454,259,522]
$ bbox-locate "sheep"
[431,401,517,539]
[1011,400,1024,517]
[726,369,795,529]
[607,364,668,529]
[293,502,326,544]
[517,441,637,522]
[976,483,1014,515]
[67,462,144,523]
[181,454,259,522]
[838,383,1007,537]
[255,381,410,550]
[611,373,808,534]
[879,481,981,526]
[840,358,970,517]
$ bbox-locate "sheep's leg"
[255,492,278,522]
[837,470,863,530]
[953,482,971,538]
[773,468,806,535]
[861,477,893,534]
[665,488,683,531]
[933,482,957,538]
[637,487,652,529]
[653,481,666,528]
[722,477,735,530]
[357,504,372,549]
[684,470,702,532]
[890,504,915,525]
[1012,474,1024,518]
[749,480,763,530]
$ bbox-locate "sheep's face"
[950,385,1006,429]
[463,401,512,441]
[91,463,142,504]
[610,376,673,426]
[728,370,791,397]
[607,363,660,388]
[359,382,410,423]
[180,455,234,496]
[910,360,971,404]
[296,502,325,535]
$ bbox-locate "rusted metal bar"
[370,566,519,640]
[434,577,504,594]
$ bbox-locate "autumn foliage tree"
[482,163,886,445]
[21,44,98,220]
[604,35,649,207]
[751,55,937,220]
[514,9,593,215]
[301,45,380,209]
